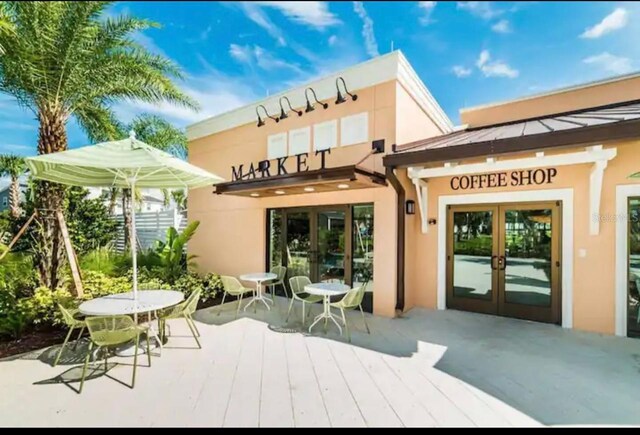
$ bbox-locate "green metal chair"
[79,315,151,393]
[158,288,202,349]
[53,304,87,367]
[329,284,370,342]
[286,276,322,325]
[265,265,288,301]
[219,276,255,317]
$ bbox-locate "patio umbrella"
[26,131,224,303]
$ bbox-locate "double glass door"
[446,202,561,324]
[282,206,352,284]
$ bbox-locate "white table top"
[240,273,277,282]
[305,282,350,297]
[79,290,184,316]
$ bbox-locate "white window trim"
[437,188,574,329]
[614,184,640,336]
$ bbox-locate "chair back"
[58,304,79,327]
[85,315,138,347]
[221,276,243,295]
[339,285,366,309]
[289,276,311,295]
[271,265,287,283]
[184,288,202,315]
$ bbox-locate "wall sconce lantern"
[304,87,328,113]
[335,77,358,105]
[405,200,415,215]
[428,218,437,225]
[256,104,279,127]
[278,96,302,120]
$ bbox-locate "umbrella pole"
[131,178,138,323]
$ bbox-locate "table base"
[308,299,343,335]
[244,294,274,311]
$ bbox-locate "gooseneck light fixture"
[278,96,302,120]
[304,87,328,113]
[335,77,358,105]
[256,104,279,127]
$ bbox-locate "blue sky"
[2,1,640,156]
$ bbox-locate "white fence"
[113,208,187,252]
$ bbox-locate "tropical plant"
[153,220,199,284]
[0,6,13,54]
[66,187,119,255]
[171,189,187,211]
[0,2,197,289]
[0,154,25,218]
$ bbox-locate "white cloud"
[237,2,287,46]
[583,52,633,74]
[491,19,511,33]
[328,35,338,46]
[457,2,502,20]
[254,2,340,29]
[418,1,437,26]
[229,44,303,74]
[581,8,628,39]
[353,1,379,58]
[476,49,519,78]
[452,65,472,78]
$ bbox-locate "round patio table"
[240,273,277,311]
[304,282,350,334]
[79,290,184,355]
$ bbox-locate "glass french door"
[447,202,561,324]
[277,206,352,284]
[627,198,640,337]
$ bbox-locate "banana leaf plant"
[153,221,200,284]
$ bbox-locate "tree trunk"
[122,188,132,250]
[108,188,118,215]
[35,107,68,290]
[9,175,21,218]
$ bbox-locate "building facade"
[187,51,640,338]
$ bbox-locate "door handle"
[491,255,498,270]
[498,255,507,271]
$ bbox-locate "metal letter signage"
[450,168,557,191]
[231,149,331,181]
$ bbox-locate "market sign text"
[231,149,331,181]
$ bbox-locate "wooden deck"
[1,298,638,427]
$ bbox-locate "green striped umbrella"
[25,132,223,188]
[26,131,224,304]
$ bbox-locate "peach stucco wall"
[188,79,445,317]
[401,139,640,335]
[461,75,640,128]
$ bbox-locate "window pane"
[352,204,374,292]
[628,198,640,337]
[268,209,283,268]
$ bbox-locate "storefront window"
[352,204,374,292]
[628,198,640,337]
[268,209,283,269]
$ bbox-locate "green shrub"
[81,270,131,299]
[0,252,39,299]
[19,287,74,327]
[0,289,32,339]
[172,272,222,302]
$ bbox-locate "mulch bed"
[0,295,230,360]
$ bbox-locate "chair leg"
[285,297,295,323]
[132,333,140,389]
[359,305,370,334]
[281,282,289,299]
[73,326,85,351]
[236,296,242,318]
[341,308,350,342]
[54,327,74,367]
[146,331,152,367]
[189,314,201,337]
[302,301,306,326]
[185,317,202,349]
[78,341,93,394]
[218,292,227,316]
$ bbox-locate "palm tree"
[0,153,25,218]
[0,2,197,288]
[171,189,187,212]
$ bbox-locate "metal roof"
[394,100,640,155]
[383,99,640,168]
